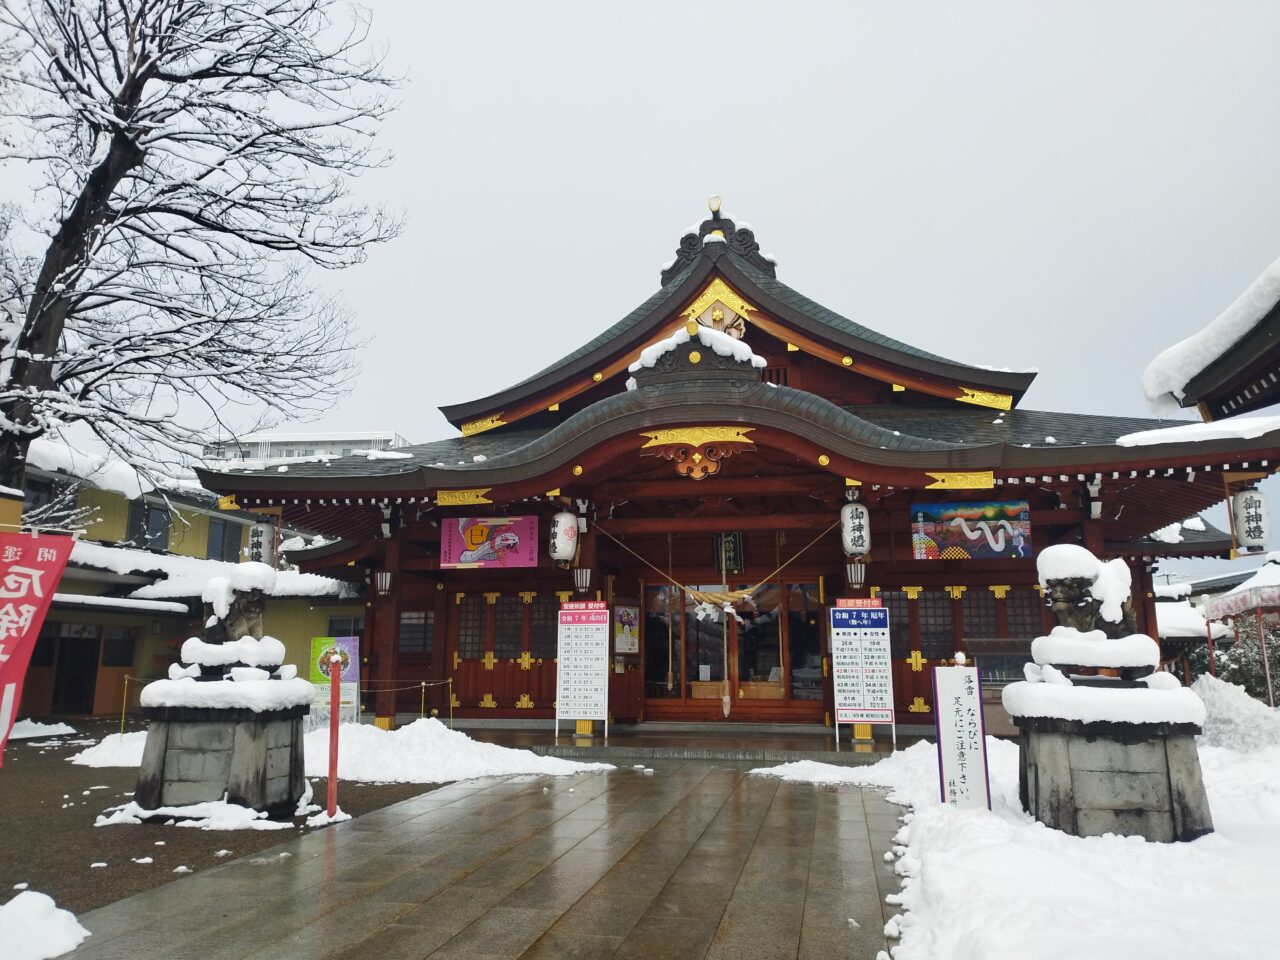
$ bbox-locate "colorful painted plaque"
[440,516,538,569]
[614,605,640,654]
[910,500,1031,560]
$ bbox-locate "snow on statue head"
[1037,544,1138,639]
[202,562,277,644]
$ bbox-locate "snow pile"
[68,731,147,767]
[1193,674,1280,751]
[752,733,1280,959]
[1142,254,1280,410]
[71,719,612,785]
[0,890,90,960]
[351,449,412,460]
[139,674,313,711]
[1156,599,1229,639]
[1154,581,1193,599]
[96,799,294,831]
[1116,414,1280,447]
[303,718,613,783]
[305,807,351,827]
[72,541,356,602]
[7,719,77,740]
[628,322,768,373]
[1030,627,1159,669]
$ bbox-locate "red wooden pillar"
[372,534,402,729]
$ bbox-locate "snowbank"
[751,730,1280,959]
[96,799,294,831]
[70,720,612,786]
[303,719,613,783]
[68,732,147,767]
[8,719,77,740]
[1193,674,1280,751]
[1031,627,1159,669]
[0,890,90,960]
[1142,254,1280,409]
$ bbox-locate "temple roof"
[438,210,1037,430]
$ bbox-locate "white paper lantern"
[840,503,870,557]
[1231,489,1270,554]
[549,511,578,562]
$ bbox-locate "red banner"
[0,532,74,765]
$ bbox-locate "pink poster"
[440,516,539,569]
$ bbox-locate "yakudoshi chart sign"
[0,533,74,765]
[829,606,895,725]
[932,665,991,810]
[556,601,609,721]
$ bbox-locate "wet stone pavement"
[69,761,901,959]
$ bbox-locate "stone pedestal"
[1016,716,1213,842]
[135,705,307,816]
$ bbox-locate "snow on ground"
[751,683,1280,960]
[71,719,611,786]
[302,719,613,783]
[97,799,295,831]
[8,719,78,740]
[0,890,91,960]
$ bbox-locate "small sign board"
[307,637,360,728]
[931,665,991,810]
[829,607,895,726]
[713,531,744,577]
[614,604,640,654]
[556,601,609,725]
[835,598,883,608]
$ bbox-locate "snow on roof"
[1204,558,1280,619]
[1156,598,1230,639]
[628,322,768,374]
[52,593,190,615]
[1143,254,1280,411]
[231,430,406,444]
[1116,415,1280,447]
[26,437,205,498]
[1154,581,1193,599]
[70,541,355,602]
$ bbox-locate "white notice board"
[931,666,991,810]
[556,601,609,722]
[829,606,895,725]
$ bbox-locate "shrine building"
[198,205,1280,731]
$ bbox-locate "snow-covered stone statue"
[1002,544,1213,842]
[134,564,312,817]
[1039,544,1138,638]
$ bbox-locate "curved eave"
[198,385,1280,502]
[438,245,1036,430]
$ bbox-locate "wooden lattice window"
[530,596,558,659]
[961,590,998,638]
[398,611,433,656]
[1005,588,1044,639]
[880,589,911,658]
[493,595,524,659]
[918,589,955,660]
[457,596,487,659]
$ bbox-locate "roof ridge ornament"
[660,199,778,286]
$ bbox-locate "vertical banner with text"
[829,605,895,726]
[556,601,609,725]
[932,665,992,810]
[0,532,74,765]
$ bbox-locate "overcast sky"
[308,2,1280,577]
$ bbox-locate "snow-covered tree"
[1188,615,1280,703]
[0,0,398,488]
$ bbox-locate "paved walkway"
[70,762,900,959]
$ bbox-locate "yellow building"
[17,440,361,718]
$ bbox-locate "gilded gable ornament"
[638,427,756,481]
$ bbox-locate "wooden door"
[453,594,490,708]
[52,628,100,714]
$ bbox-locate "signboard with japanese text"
[835,598,883,608]
[829,607,895,725]
[440,516,539,569]
[556,601,609,721]
[248,523,275,565]
[932,665,992,810]
[0,533,74,764]
[306,636,360,729]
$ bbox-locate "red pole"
[328,655,341,818]
[1205,618,1216,677]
